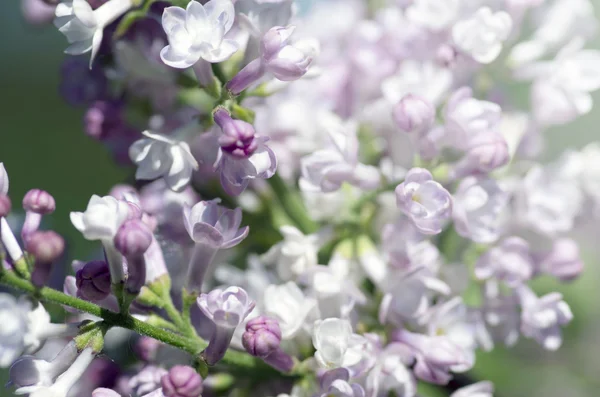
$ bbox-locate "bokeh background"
[1,1,600,396]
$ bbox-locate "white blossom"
[160,0,238,69]
[261,225,320,281]
[382,61,453,106]
[54,0,133,67]
[452,7,512,64]
[263,282,316,339]
[312,318,365,369]
[129,130,199,192]
[406,0,462,31]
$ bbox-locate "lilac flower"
[129,130,199,193]
[242,316,281,358]
[475,237,534,286]
[21,189,56,241]
[27,231,66,288]
[92,388,121,397]
[160,0,238,68]
[405,0,461,31]
[197,286,255,364]
[235,0,293,38]
[114,219,153,295]
[394,329,473,385]
[261,225,320,281]
[395,168,452,235]
[535,238,584,281]
[59,57,108,106]
[517,284,573,350]
[452,177,508,243]
[452,7,513,64]
[0,163,8,195]
[76,260,112,302]
[54,0,133,67]
[213,109,277,196]
[450,382,494,397]
[365,343,416,397]
[129,365,168,397]
[263,281,316,339]
[160,365,203,397]
[312,318,366,370]
[319,368,365,397]
[9,342,78,393]
[21,0,56,25]
[301,112,380,193]
[183,200,249,293]
[393,94,435,134]
[382,61,453,106]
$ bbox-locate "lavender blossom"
[183,200,249,293]
[242,316,281,358]
[475,237,534,286]
[197,286,255,364]
[26,231,65,288]
[319,368,365,397]
[22,189,56,241]
[76,260,112,302]
[393,94,435,134]
[395,168,452,235]
[160,365,203,397]
[114,219,153,295]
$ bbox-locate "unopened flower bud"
[160,365,203,397]
[23,189,56,214]
[0,194,11,217]
[27,231,65,287]
[76,260,111,302]
[135,336,162,362]
[451,132,509,179]
[242,316,282,358]
[213,109,258,158]
[537,238,584,282]
[114,219,153,258]
[393,94,435,133]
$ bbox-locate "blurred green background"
[1,1,600,397]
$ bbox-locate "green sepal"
[230,103,255,124]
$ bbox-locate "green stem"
[267,174,318,234]
[0,271,263,370]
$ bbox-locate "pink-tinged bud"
[23,189,56,214]
[261,26,295,62]
[125,201,143,220]
[393,94,435,133]
[0,195,11,217]
[76,260,112,302]
[27,231,65,287]
[242,316,282,358]
[114,219,153,258]
[261,26,316,82]
[160,365,203,397]
[451,132,509,179]
[135,336,162,362]
[537,238,584,282]
[214,109,258,158]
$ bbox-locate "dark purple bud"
[393,94,435,133]
[213,108,258,158]
[76,260,112,302]
[27,231,65,287]
[160,365,203,397]
[114,219,153,257]
[0,195,11,217]
[242,316,282,358]
[23,189,56,214]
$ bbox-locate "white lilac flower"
[129,130,199,193]
[365,343,416,397]
[263,281,316,339]
[182,200,249,293]
[129,365,168,396]
[517,38,600,126]
[319,368,366,397]
[21,348,96,397]
[236,0,294,37]
[450,381,494,397]
[405,0,462,31]
[9,342,78,394]
[0,163,8,195]
[70,195,130,283]
[517,284,573,350]
[312,318,366,369]
[54,0,133,67]
[301,112,380,193]
[197,286,255,364]
[395,168,452,235]
[393,94,436,134]
[475,237,534,286]
[452,7,512,64]
[160,0,238,69]
[452,177,508,244]
[261,225,320,281]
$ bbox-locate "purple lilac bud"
[21,0,56,25]
[22,189,56,241]
[242,316,282,357]
[517,284,573,350]
[114,219,153,294]
[23,189,56,214]
[261,26,315,81]
[262,348,295,373]
[136,336,162,362]
[183,200,249,293]
[27,231,65,287]
[226,58,266,95]
[160,365,203,397]
[536,238,583,281]
[395,168,452,235]
[76,260,112,302]
[475,237,534,286]
[393,94,435,133]
[451,132,509,179]
[197,286,255,364]
[0,194,11,217]
[213,108,258,158]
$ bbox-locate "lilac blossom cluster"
[3,0,600,396]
